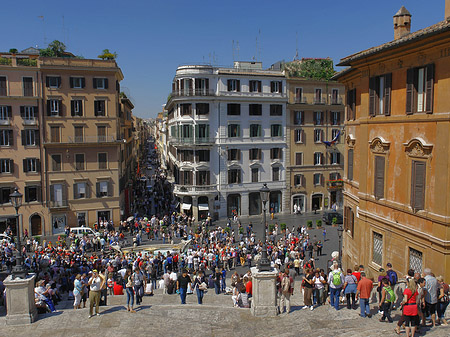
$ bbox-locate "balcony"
[293,97,308,104]
[0,118,11,126]
[170,89,215,98]
[326,179,344,190]
[174,184,217,194]
[331,97,343,105]
[23,118,38,126]
[169,137,214,146]
[314,97,327,105]
[67,135,116,143]
[49,200,69,209]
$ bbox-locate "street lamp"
[257,183,271,271]
[337,222,344,268]
[9,188,27,279]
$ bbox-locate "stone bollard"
[3,274,38,325]
[250,267,278,317]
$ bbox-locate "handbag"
[199,282,208,291]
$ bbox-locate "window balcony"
[49,200,69,209]
[294,97,307,104]
[0,118,11,126]
[314,97,327,104]
[67,135,116,143]
[169,137,214,146]
[23,118,38,126]
[331,97,343,105]
[170,89,215,98]
[174,184,217,194]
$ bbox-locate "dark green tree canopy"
[284,58,336,80]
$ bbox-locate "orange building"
[334,4,450,279]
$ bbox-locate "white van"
[70,227,101,239]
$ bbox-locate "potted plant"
[280,223,287,232]
[239,226,244,235]
[268,223,275,234]
[306,220,313,229]
[316,220,322,228]
[332,217,338,226]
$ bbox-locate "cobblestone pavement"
[1,282,449,337]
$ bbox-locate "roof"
[21,47,40,55]
[330,67,354,80]
[337,20,450,66]
[394,6,411,17]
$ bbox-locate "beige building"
[286,75,345,213]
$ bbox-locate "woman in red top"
[398,279,419,337]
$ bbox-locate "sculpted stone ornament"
[369,137,390,153]
[404,138,433,158]
[346,134,356,148]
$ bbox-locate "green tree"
[39,40,67,57]
[9,48,18,54]
[98,49,117,60]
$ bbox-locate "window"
[295,88,303,103]
[347,88,356,121]
[46,76,61,89]
[98,153,107,169]
[270,148,282,160]
[314,129,323,143]
[331,129,340,143]
[270,124,282,137]
[196,103,209,115]
[70,77,85,89]
[295,152,303,166]
[23,77,33,96]
[96,181,111,197]
[251,168,258,182]
[0,159,13,173]
[227,124,240,137]
[270,105,282,116]
[294,129,303,143]
[52,154,61,171]
[71,100,83,117]
[270,81,282,93]
[181,171,193,185]
[227,79,240,92]
[181,125,193,139]
[180,103,192,116]
[249,148,261,160]
[93,78,108,89]
[196,150,210,162]
[374,155,385,199]
[331,89,340,104]
[249,80,261,92]
[409,248,423,273]
[227,104,240,115]
[0,106,12,120]
[369,73,392,116]
[0,76,6,96]
[411,160,426,211]
[196,171,210,185]
[347,149,354,181]
[195,124,209,139]
[249,104,262,116]
[74,126,84,143]
[314,88,322,104]
[75,154,85,171]
[94,100,106,116]
[22,129,39,146]
[293,111,304,125]
[25,185,40,203]
[179,150,193,162]
[272,167,280,181]
[0,129,13,146]
[228,169,241,184]
[344,206,355,237]
[314,152,323,165]
[331,111,340,125]
[373,232,383,266]
[74,182,88,199]
[50,126,60,143]
[227,149,241,161]
[406,64,434,114]
[23,158,40,173]
[0,187,11,204]
[314,111,323,125]
[313,173,322,185]
[47,99,61,116]
[20,106,37,120]
[294,174,303,186]
[331,152,340,165]
[194,78,209,95]
[249,124,262,137]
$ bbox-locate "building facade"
[334,5,450,279]
[286,76,345,213]
[166,62,287,220]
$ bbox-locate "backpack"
[281,276,291,294]
[332,271,342,286]
[384,286,396,303]
[386,270,398,286]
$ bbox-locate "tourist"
[343,268,358,310]
[328,262,344,310]
[424,268,438,327]
[177,269,191,304]
[73,274,82,310]
[88,269,105,318]
[302,268,314,310]
[312,269,326,306]
[34,280,57,312]
[193,270,206,304]
[125,268,136,313]
[379,278,395,323]
[213,267,221,294]
[436,275,449,326]
[395,278,419,336]
[356,272,373,318]
[279,269,293,314]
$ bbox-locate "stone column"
[250,267,278,317]
[3,274,38,325]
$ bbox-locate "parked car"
[322,211,343,225]
[70,227,101,239]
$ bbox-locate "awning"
[198,204,209,211]
[182,203,192,210]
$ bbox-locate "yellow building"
[286,72,345,213]
[334,4,450,279]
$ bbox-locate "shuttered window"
[295,153,303,166]
[347,149,354,181]
[374,155,385,199]
[0,77,7,96]
[23,77,33,96]
[369,73,392,116]
[406,64,434,114]
[249,104,262,115]
[411,160,426,211]
[346,89,356,121]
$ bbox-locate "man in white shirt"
[88,269,105,318]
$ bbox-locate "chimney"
[446,0,450,21]
[393,6,412,40]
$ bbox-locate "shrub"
[239,227,244,234]
[306,220,313,228]
[316,220,322,227]
[268,223,275,233]
[280,223,287,231]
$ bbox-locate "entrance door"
[292,195,306,213]
[97,211,111,224]
[248,192,261,215]
[227,194,241,217]
[30,214,42,236]
[269,191,282,213]
[311,194,323,211]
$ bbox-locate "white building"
[165,62,287,220]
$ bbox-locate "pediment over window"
[179,165,193,171]
[271,161,282,167]
[403,138,433,158]
[249,162,262,168]
[369,137,390,154]
[227,163,241,170]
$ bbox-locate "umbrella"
[127,216,134,222]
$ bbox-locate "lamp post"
[9,188,27,279]
[257,183,271,271]
[337,222,344,268]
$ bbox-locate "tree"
[98,49,117,60]
[39,40,67,57]
[284,58,336,80]
[9,48,18,54]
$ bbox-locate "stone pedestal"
[4,274,38,325]
[250,267,278,317]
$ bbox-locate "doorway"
[311,194,323,212]
[30,214,42,236]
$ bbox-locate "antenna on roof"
[232,40,235,62]
[62,15,66,45]
[38,16,46,46]
[254,29,261,62]
[294,31,299,61]
[236,41,240,62]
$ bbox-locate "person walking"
[379,278,395,323]
[177,269,192,304]
[302,268,314,310]
[424,268,438,327]
[73,274,83,310]
[124,268,136,313]
[88,269,105,318]
[193,270,206,304]
[395,278,419,336]
[343,268,358,309]
[279,269,294,314]
[356,271,373,318]
[328,262,344,310]
[436,275,449,326]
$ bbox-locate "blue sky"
[2,0,445,118]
